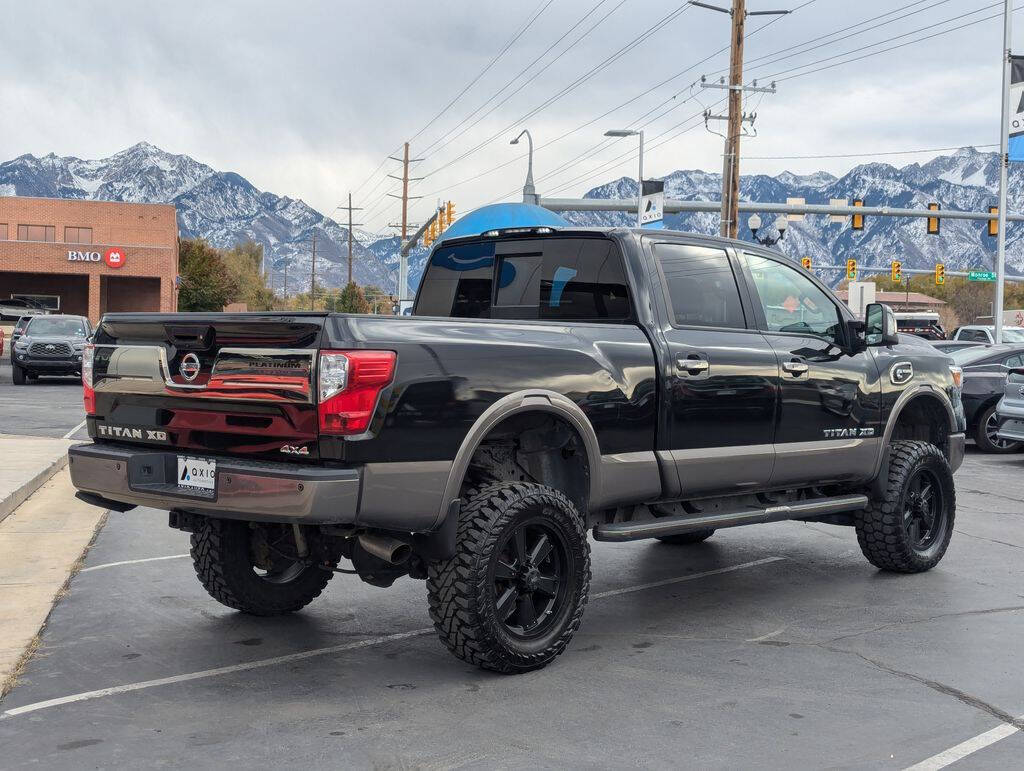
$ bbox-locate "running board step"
[593,494,869,542]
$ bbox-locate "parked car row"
[0,297,50,321]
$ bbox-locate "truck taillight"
[318,350,396,435]
[82,343,96,415]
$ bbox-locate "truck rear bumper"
[68,443,449,531]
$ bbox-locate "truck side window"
[493,238,631,321]
[743,253,842,343]
[653,243,745,329]
[415,242,496,318]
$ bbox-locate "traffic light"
[446,201,455,226]
[801,257,811,270]
[988,206,999,237]
[846,259,857,281]
[852,199,864,231]
[927,203,940,235]
[891,260,902,282]
[935,263,945,285]
[428,219,438,242]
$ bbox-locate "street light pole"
[995,0,1013,344]
[605,129,645,226]
[511,130,537,204]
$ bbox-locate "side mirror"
[865,302,898,347]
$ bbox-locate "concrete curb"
[0,434,78,526]
[0,453,70,524]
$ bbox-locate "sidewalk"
[0,433,78,523]
[0,469,106,695]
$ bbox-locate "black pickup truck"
[69,226,966,673]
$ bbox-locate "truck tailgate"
[89,313,326,461]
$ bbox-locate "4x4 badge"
[280,445,310,455]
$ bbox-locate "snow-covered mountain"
[0,142,421,293]
[566,147,1024,285]
[2,143,1021,293]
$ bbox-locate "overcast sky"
[0,0,1015,230]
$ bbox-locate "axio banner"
[640,179,665,228]
[1009,56,1024,162]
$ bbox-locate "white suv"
[952,325,1024,344]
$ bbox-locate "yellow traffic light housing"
[934,263,945,285]
[927,203,940,235]
[846,259,857,281]
[891,260,902,282]
[446,201,455,225]
[988,206,999,237]
[801,257,811,270]
[852,199,864,231]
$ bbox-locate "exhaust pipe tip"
[358,534,411,565]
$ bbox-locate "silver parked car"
[996,366,1024,443]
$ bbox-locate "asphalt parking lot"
[0,446,1022,769]
[0,365,87,439]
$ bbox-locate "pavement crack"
[824,606,1024,644]
[957,488,1024,506]
[954,529,1024,550]
[825,648,1024,732]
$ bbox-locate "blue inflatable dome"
[438,203,568,241]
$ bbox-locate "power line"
[418,3,692,182]
[409,0,554,145]
[761,2,1014,82]
[416,0,620,159]
[745,144,998,160]
[414,0,816,203]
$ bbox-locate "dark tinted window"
[654,243,745,329]
[416,238,631,321]
[415,242,495,318]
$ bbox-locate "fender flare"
[432,389,602,528]
[870,384,958,489]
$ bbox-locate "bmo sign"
[68,247,126,269]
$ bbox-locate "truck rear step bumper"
[69,443,361,525]
[592,493,869,542]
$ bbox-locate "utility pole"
[336,194,364,286]
[692,1,787,238]
[995,0,1013,344]
[310,229,317,310]
[387,143,423,302]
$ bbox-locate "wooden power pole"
[310,229,317,310]
[694,0,786,239]
[388,142,424,301]
[337,193,363,286]
[722,0,746,239]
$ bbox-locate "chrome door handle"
[782,361,809,375]
[677,358,709,372]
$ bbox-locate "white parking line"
[80,554,190,573]
[62,419,87,439]
[904,721,1022,770]
[0,556,783,719]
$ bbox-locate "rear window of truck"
[414,237,632,321]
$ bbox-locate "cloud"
[0,0,1009,229]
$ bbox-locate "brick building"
[0,197,178,322]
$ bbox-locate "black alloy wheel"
[902,467,945,551]
[491,518,569,639]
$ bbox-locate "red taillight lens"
[318,350,396,435]
[82,343,96,416]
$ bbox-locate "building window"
[0,223,7,240]
[17,224,56,242]
[64,226,93,244]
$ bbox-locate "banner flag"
[1009,55,1024,162]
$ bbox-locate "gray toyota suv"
[10,314,92,384]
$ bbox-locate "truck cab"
[69,220,966,674]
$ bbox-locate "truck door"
[648,241,779,496]
[738,251,882,486]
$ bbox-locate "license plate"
[177,456,216,491]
